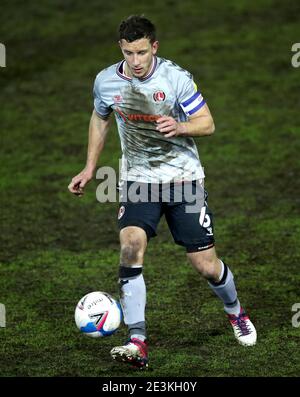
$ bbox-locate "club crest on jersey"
[113,95,123,104]
[118,205,125,220]
[153,91,166,102]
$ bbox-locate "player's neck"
[123,57,155,79]
[123,62,131,78]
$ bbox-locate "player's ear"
[118,39,124,50]
[152,40,159,54]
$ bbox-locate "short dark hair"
[118,15,156,44]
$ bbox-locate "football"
[75,291,122,337]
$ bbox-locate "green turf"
[1,0,300,377]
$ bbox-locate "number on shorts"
[199,206,211,228]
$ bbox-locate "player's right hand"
[68,169,93,197]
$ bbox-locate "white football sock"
[119,268,146,326]
[208,263,241,316]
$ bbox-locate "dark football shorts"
[117,180,215,253]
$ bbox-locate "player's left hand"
[156,116,185,138]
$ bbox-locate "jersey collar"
[116,56,157,82]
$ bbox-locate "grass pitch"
[0,0,300,377]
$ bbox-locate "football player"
[68,15,257,369]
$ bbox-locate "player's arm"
[156,103,215,138]
[179,103,215,137]
[68,110,111,196]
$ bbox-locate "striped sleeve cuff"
[180,92,206,116]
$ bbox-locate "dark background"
[0,0,299,376]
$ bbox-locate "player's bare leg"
[187,247,257,346]
[110,226,149,368]
[187,246,221,282]
[119,226,147,265]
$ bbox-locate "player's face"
[119,38,159,78]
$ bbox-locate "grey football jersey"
[93,56,206,183]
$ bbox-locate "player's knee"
[188,254,219,281]
[199,260,216,279]
[120,238,144,265]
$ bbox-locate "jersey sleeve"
[93,73,112,119]
[177,72,206,117]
